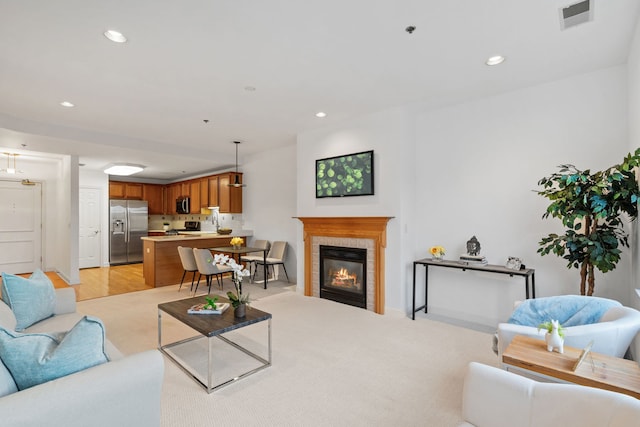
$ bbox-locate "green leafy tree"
[537,148,640,296]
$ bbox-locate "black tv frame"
[315,150,374,198]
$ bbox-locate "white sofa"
[460,362,640,427]
[496,305,640,361]
[0,287,164,427]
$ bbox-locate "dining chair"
[177,246,198,292]
[192,248,234,294]
[240,239,270,281]
[253,241,289,283]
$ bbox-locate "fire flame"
[331,268,360,289]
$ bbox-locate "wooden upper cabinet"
[218,173,243,213]
[165,183,180,215]
[109,181,126,199]
[110,172,243,216]
[143,184,164,214]
[200,178,209,208]
[189,180,201,214]
[109,181,143,200]
[126,183,143,199]
[208,176,219,208]
[181,182,190,198]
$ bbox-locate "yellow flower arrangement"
[430,246,445,258]
[230,237,244,247]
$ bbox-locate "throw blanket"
[507,295,621,327]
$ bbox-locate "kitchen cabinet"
[180,182,190,198]
[189,180,200,214]
[142,235,235,287]
[109,181,143,200]
[143,184,164,214]
[165,183,180,215]
[110,171,243,216]
[218,172,243,213]
[207,176,219,208]
[200,178,209,208]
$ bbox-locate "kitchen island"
[141,232,252,287]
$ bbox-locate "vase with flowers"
[230,236,244,249]
[213,253,251,317]
[430,246,445,261]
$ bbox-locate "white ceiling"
[0,0,639,181]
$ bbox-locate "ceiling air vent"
[559,0,593,30]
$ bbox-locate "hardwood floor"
[73,263,152,301]
[13,265,151,302]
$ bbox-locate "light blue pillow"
[1,270,56,331]
[0,315,109,390]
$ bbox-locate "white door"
[79,187,101,269]
[0,180,42,274]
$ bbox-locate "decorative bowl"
[217,228,232,235]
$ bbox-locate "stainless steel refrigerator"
[109,199,148,265]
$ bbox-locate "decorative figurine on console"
[466,236,481,256]
[460,236,487,266]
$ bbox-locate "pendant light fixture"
[0,153,23,174]
[228,141,246,187]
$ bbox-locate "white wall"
[241,144,298,281]
[56,155,79,284]
[297,107,413,309]
[295,64,632,326]
[414,65,629,326]
[627,17,640,359]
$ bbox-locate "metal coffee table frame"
[158,296,272,393]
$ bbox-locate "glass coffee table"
[158,295,272,393]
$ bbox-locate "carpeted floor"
[77,281,499,426]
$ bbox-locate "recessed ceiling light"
[486,55,506,66]
[103,163,145,176]
[60,101,75,108]
[315,112,327,118]
[104,30,127,43]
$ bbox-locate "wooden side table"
[502,335,640,399]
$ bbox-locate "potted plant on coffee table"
[213,253,251,317]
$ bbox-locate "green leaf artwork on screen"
[316,152,373,197]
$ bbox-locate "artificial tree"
[537,148,640,296]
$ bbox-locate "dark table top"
[209,246,267,255]
[413,258,534,276]
[158,295,271,337]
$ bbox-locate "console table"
[411,258,535,320]
[502,335,640,399]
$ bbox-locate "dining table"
[208,246,270,289]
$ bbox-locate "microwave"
[176,196,190,214]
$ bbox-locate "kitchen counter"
[142,232,253,287]
[142,231,251,242]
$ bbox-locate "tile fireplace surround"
[297,217,393,314]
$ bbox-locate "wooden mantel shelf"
[296,216,393,314]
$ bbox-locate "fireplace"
[297,216,392,314]
[320,245,367,308]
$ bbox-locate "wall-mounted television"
[316,150,374,198]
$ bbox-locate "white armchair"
[496,298,640,361]
[460,362,640,427]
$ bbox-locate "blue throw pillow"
[1,270,56,331]
[0,315,109,390]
